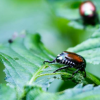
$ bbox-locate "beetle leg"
[80,68,86,77]
[43,59,56,64]
[53,66,69,73]
[83,69,86,77]
[72,69,80,76]
[68,68,80,79]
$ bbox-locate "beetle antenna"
[43,60,56,64]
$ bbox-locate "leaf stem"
[28,65,45,85]
[86,72,100,85]
[28,64,100,86]
[36,72,71,79]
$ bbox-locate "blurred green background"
[0,0,100,92]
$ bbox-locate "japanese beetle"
[79,1,99,26]
[44,51,86,78]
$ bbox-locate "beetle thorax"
[56,53,66,63]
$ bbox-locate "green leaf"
[0,32,82,96]
[1,83,100,100]
[21,85,57,100]
[49,0,81,20]
[0,31,100,92]
[58,84,100,100]
[51,0,100,29]
[86,72,100,85]
[22,84,100,100]
[0,84,17,100]
[1,31,100,99]
[67,29,100,64]
[0,32,57,92]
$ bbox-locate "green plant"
[1,0,100,100]
[0,30,100,99]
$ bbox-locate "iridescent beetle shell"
[44,51,86,78]
[79,1,99,26]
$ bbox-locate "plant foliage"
[0,31,100,99]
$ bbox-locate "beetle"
[79,1,99,27]
[44,51,86,78]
